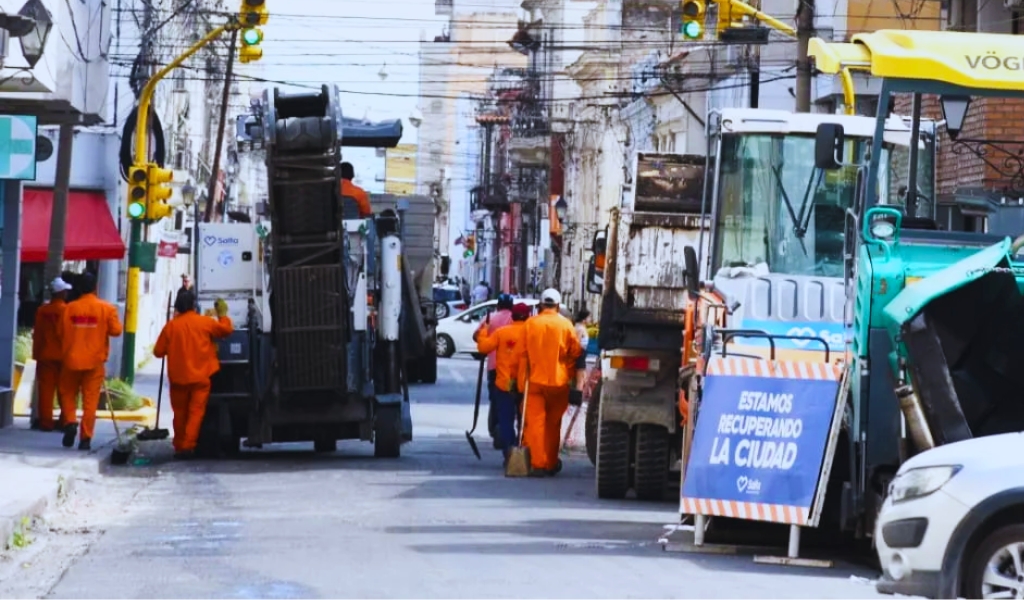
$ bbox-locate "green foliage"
[7,516,32,550]
[14,328,32,364]
[72,378,144,412]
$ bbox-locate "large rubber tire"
[585,381,602,466]
[633,424,670,501]
[314,438,337,453]
[596,421,631,499]
[964,524,1024,598]
[436,334,455,358]
[374,405,402,458]
[436,303,450,320]
[420,351,438,384]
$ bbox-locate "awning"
[21,188,126,263]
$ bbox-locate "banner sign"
[680,357,842,526]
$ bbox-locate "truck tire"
[420,352,438,384]
[405,359,421,384]
[597,421,631,499]
[634,424,670,501]
[374,405,402,458]
[314,438,337,453]
[585,381,602,466]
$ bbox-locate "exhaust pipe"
[895,384,935,452]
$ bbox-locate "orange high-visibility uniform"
[32,299,67,429]
[476,320,527,393]
[340,180,373,218]
[521,307,583,471]
[153,312,234,452]
[59,294,123,440]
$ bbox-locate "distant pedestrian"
[176,274,195,312]
[472,281,489,305]
[572,308,591,390]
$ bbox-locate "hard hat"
[541,288,561,306]
[50,277,72,293]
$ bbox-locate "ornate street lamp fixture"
[15,0,53,69]
[554,197,567,223]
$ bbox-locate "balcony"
[470,182,511,213]
[0,0,112,125]
[508,105,550,166]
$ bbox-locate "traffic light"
[238,0,267,64]
[464,234,476,258]
[146,164,175,222]
[716,0,738,34]
[127,165,148,220]
[680,0,705,40]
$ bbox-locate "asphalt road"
[4,355,888,599]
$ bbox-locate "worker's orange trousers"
[522,383,569,471]
[36,360,65,430]
[58,366,104,440]
[170,381,211,453]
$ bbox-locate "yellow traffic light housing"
[239,27,264,64]
[464,234,476,258]
[146,164,175,222]
[681,0,705,40]
[716,0,738,34]
[128,165,148,220]
[239,0,268,26]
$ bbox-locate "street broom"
[505,374,531,478]
[137,292,172,442]
[105,384,133,466]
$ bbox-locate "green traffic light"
[682,20,702,39]
[128,202,146,219]
[242,28,262,46]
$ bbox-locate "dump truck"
[192,84,418,457]
[584,151,708,501]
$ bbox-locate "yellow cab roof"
[808,30,1024,92]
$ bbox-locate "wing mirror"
[815,123,845,170]
[586,255,604,295]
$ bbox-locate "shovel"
[137,292,172,442]
[465,354,486,460]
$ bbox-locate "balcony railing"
[470,182,511,212]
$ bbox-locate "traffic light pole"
[120,21,236,384]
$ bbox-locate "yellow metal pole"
[121,22,234,383]
[840,67,856,116]
[724,0,797,38]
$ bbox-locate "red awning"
[21,188,126,263]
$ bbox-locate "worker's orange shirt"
[153,312,234,386]
[61,294,123,371]
[477,320,527,392]
[340,180,372,217]
[521,308,583,388]
[33,299,66,362]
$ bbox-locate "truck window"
[715,133,875,279]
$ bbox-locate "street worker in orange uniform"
[476,302,530,463]
[340,161,372,218]
[521,288,582,476]
[154,294,233,460]
[32,277,73,431]
[58,273,123,450]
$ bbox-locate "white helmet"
[541,288,561,306]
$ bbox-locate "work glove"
[214,298,229,318]
[568,389,583,407]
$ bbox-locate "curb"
[0,467,76,552]
[14,393,157,429]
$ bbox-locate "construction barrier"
[680,356,844,527]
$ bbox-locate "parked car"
[875,432,1024,599]
[435,299,569,358]
[432,285,468,320]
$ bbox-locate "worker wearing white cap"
[32,277,73,431]
[519,288,582,476]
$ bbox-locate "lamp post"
[554,197,567,224]
[15,0,52,68]
[181,182,197,281]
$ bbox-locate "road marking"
[449,368,466,384]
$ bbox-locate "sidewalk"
[0,362,167,550]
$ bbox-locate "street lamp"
[15,0,53,69]
[554,197,567,223]
[180,182,196,207]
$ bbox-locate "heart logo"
[204,236,217,246]
[736,476,749,493]
[786,326,818,348]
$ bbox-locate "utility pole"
[44,124,74,288]
[204,30,238,223]
[749,46,761,109]
[795,0,815,112]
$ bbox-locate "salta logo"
[203,236,239,246]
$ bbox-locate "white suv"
[875,432,1024,599]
